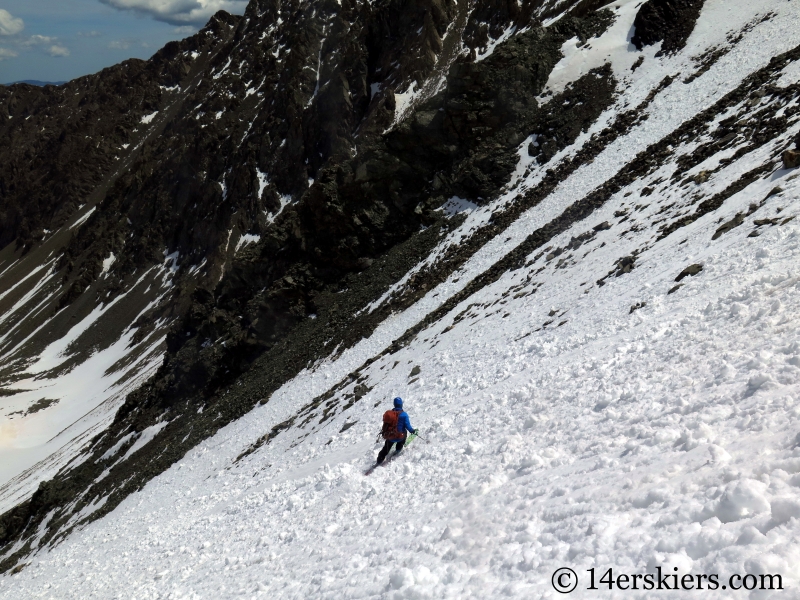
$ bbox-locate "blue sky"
[0,0,247,83]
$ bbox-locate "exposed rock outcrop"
[631,0,705,56]
[784,149,800,169]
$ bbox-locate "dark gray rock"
[631,0,705,56]
[712,213,744,239]
[675,264,703,282]
[783,149,800,169]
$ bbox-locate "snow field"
[1,0,800,597]
[3,157,800,599]
[0,259,177,512]
[5,75,800,600]
[369,0,797,319]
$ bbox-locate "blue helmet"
[393,397,403,409]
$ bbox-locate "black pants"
[377,438,405,464]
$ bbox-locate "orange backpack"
[381,410,405,440]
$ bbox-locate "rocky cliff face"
[0,0,779,572]
[631,0,705,55]
[0,13,241,253]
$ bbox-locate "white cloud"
[173,25,197,34]
[77,31,103,38]
[0,9,24,36]
[99,0,247,26]
[23,35,56,47]
[0,47,17,60]
[48,45,70,57]
[20,35,69,56]
[108,39,150,50]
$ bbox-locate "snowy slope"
[0,229,175,513]
[2,0,800,597]
[0,14,239,513]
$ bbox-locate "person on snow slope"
[377,397,416,464]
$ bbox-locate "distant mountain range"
[2,80,66,87]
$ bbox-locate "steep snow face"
[0,17,245,510]
[12,210,800,598]
[0,237,174,512]
[2,0,799,595]
[543,0,642,95]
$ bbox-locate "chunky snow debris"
[0,0,799,596]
